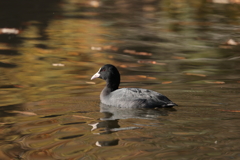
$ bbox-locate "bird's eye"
[101,69,105,72]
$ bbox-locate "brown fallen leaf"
[147,77,156,80]
[172,132,199,135]
[185,73,206,77]
[52,63,65,67]
[0,28,20,34]
[67,52,79,56]
[137,60,156,64]
[103,45,119,51]
[89,0,100,7]
[119,65,127,68]
[123,49,152,56]
[162,81,172,84]
[11,111,37,116]
[123,49,136,54]
[218,109,240,113]
[86,81,96,84]
[137,52,152,56]
[103,45,113,50]
[14,85,24,88]
[205,81,225,84]
[111,47,119,51]
[137,75,147,78]
[226,39,238,45]
[73,115,93,119]
[36,48,52,54]
[137,60,166,65]
[91,46,102,51]
[219,45,232,49]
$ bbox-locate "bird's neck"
[106,79,119,92]
[101,79,119,95]
[100,75,120,100]
[100,85,116,100]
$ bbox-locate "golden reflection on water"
[0,0,240,159]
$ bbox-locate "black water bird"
[91,64,177,108]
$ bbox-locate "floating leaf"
[67,52,79,56]
[91,46,102,51]
[172,132,200,135]
[123,49,152,56]
[103,45,118,51]
[123,49,136,54]
[137,60,166,65]
[139,60,156,64]
[14,85,24,88]
[11,111,37,116]
[226,39,238,45]
[86,81,96,84]
[52,63,65,67]
[162,81,172,84]
[137,52,152,56]
[73,115,93,119]
[219,45,232,49]
[137,75,147,78]
[147,77,156,80]
[218,109,240,113]
[185,73,206,77]
[89,0,100,7]
[212,0,229,4]
[119,65,127,68]
[205,81,225,84]
[212,0,240,4]
[0,28,20,34]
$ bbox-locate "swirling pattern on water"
[0,0,240,159]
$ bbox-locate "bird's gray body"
[101,87,176,108]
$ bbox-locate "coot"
[91,64,177,108]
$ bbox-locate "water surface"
[0,0,240,159]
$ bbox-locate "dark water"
[0,0,240,159]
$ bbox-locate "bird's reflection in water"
[89,118,120,134]
[96,139,119,147]
[99,103,176,120]
[90,104,176,147]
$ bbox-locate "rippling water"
[0,0,240,159]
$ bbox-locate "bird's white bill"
[91,68,101,80]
